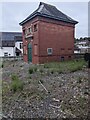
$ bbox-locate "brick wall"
[38,17,75,63]
[22,16,75,64]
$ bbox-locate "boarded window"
[47,48,53,55]
[34,45,38,55]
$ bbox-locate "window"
[4,52,8,57]
[47,48,53,55]
[28,27,32,33]
[20,43,23,49]
[34,45,38,55]
[34,24,37,32]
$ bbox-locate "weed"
[39,69,43,73]
[44,64,49,68]
[44,59,86,73]
[11,74,19,81]
[34,67,37,72]
[29,68,34,74]
[77,77,82,83]
[78,96,86,107]
[29,66,37,74]
[11,74,24,93]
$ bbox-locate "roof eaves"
[19,13,38,25]
[20,12,78,25]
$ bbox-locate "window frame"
[47,48,53,55]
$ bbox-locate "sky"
[0,0,89,39]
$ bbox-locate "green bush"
[11,74,24,93]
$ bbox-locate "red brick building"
[20,2,78,64]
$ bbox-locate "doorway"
[28,43,32,62]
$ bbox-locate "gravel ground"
[1,60,90,119]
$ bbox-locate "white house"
[0,32,23,57]
[74,40,90,53]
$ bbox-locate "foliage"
[44,59,86,73]
[29,66,37,74]
[11,74,24,93]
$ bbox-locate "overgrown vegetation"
[11,74,24,93]
[29,66,37,74]
[44,59,86,73]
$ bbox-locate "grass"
[29,66,37,74]
[44,59,86,73]
[11,74,24,93]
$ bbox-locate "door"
[28,43,32,62]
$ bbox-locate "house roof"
[19,2,78,25]
[0,32,22,47]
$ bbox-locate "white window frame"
[47,48,53,55]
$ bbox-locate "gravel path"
[2,60,89,119]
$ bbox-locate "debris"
[39,80,48,93]
[49,104,61,109]
[52,98,60,102]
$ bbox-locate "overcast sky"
[0,0,89,39]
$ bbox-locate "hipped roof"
[20,2,78,25]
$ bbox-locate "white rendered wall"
[0,47,15,57]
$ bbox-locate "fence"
[0,54,85,62]
[74,53,85,59]
[0,56,23,61]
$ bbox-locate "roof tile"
[20,2,78,25]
